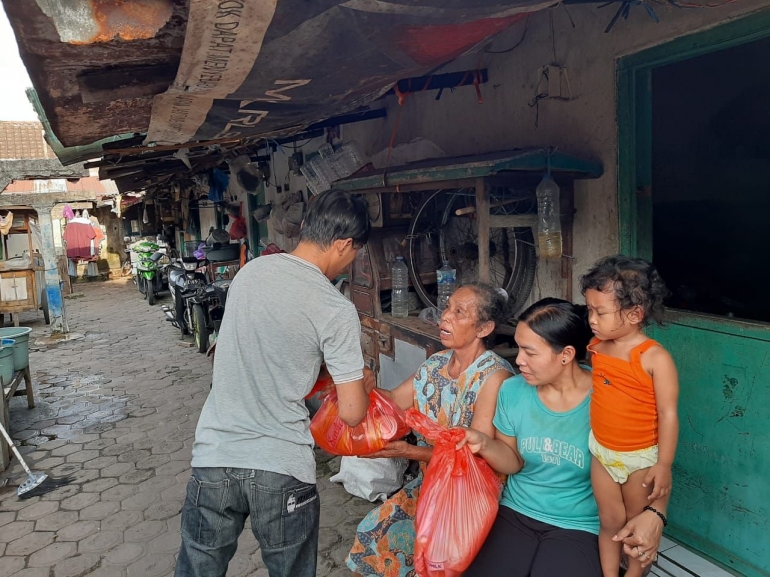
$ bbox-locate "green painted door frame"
[617,9,770,577]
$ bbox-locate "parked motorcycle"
[163,256,207,335]
[133,241,167,305]
[188,242,240,353]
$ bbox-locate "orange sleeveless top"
[588,338,658,452]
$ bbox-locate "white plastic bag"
[330,456,408,502]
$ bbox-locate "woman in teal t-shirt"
[462,298,666,577]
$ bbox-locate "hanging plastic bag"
[310,389,410,456]
[229,216,247,240]
[405,408,502,577]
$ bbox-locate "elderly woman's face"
[514,321,564,386]
[438,287,485,349]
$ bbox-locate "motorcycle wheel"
[137,276,146,295]
[193,304,209,354]
[175,293,188,335]
[148,290,155,306]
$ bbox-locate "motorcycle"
[188,242,241,353]
[133,241,167,306]
[163,256,207,335]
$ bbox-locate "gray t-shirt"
[191,253,364,483]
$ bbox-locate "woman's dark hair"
[300,189,370,249]
[518,298,593,360]
[462,282,512,349]
[580,255,669,327]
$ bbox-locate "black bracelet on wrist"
[644,506,668,527]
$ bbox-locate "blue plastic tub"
[0,327,32,371]
[0,339,15,385]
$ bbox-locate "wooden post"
[560,181,575,302]
[476,177,491,283]
[32,205,68,334]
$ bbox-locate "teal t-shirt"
[493,373,599,535]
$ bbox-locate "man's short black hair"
[299,189,370,248]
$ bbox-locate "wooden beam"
[489,215,537,228]
[77,62,179,104]
[476,177,490,283]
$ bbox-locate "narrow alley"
[0,281,370,577]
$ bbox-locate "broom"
[0,419,75,499]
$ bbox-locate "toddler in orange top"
[581,256,679,577]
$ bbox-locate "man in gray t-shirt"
[176,190,372,577]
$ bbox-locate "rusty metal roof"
[2,0,187,148]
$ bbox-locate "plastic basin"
[0,327,32,371]
[0,339,14,385]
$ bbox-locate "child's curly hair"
[580,256,669,327]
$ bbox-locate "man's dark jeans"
[175,467,320,577]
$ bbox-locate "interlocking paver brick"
[80,500,121,521]
[126,553,175,577]
[78,530,123,554]
[52,554,100,577]
[0,510,16,527]
[0,520,33,542]
[8,567,51,577]
[82,478,119,493]
[118,469,153,484]
[28,541,77,567]
[124,520,165,543]
[6,530,55,555]
[102,485,137,502]
[66,450,100,463]
[83,567,126,577]
[104,542,145,565]
[143,500,182,521]
[101,462,134,477]
[0,555,25,576]
[121,490,158,511]
[17,500,59,521]
[61,492,100,511]
[34,510,78,532]
[50,444,82,457]
[101,510,143,532]
[56,521,99,542]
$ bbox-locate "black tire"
[193,304,209,353]
[137,275,147,295]
[407,189,537,316]
[148,290,155,306]
[40,289,50,325]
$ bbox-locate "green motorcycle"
[133,241,164,305]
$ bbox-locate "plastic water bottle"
[391,256,409,318]
[536,175,562,258]
[437,261,456,312]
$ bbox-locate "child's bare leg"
[591,457,626,577]
[620,468,655,577]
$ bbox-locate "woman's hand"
[613,508,665,568]
[456,428,489,454]
[362,441,413,460]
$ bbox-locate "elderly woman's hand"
[613,507,666,568]
[363,441,433,463]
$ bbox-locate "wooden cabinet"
[0,269,36,311]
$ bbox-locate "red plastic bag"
[310,389,410,456]
[406,408,503,577]
[229,216,247,240]
[304,376,334,401]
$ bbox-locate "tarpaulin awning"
[146,0,557,145]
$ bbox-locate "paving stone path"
[0,279,371,576]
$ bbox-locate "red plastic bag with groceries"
[310,388,410,456]
[405,408,503,577]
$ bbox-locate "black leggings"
[465,507,602,577]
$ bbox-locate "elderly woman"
[346,282,514,577]
[462,298,666,577]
